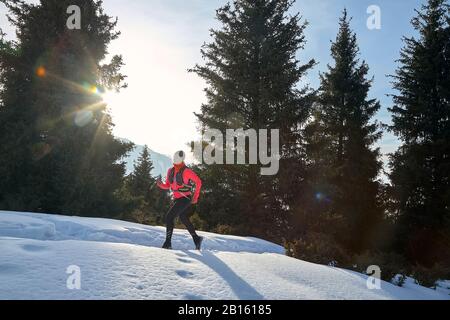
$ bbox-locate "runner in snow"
[156,151,203,250]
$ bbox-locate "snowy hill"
[0,211,449,300]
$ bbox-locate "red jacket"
[157,163,202,203]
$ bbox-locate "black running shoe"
[162,241,172,250]
[194,236,204,251]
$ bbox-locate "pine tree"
[190,0,315,240]
[302,10,382,254]
[123,146,170,224]
[0,0,132,216]
[389,0,450,266]
[127,146,156,202]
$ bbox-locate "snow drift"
[0,211,448,300]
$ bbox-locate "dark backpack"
[168,166,192,192]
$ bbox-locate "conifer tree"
[303,10,382,254]
[123,146,171,224]
[127,146,156,203]
[191,0,315,239]
[389,0,450,266]
[0,0,132,216]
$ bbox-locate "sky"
[0,0,424,165]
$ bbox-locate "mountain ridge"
[120,138,172,177]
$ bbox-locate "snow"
[0,211,449,300]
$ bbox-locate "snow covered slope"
[0,211,448,300]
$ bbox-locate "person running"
[156,150,203,250]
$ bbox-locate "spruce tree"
[303,10,382,254]
[389,0,450,266]
[190,0,315,240]
[0,0,132,216]
[123,146,170,224]
[127,146,156,203]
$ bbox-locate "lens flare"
[32,142,52,161]
[36,66,46,78]
[90,86,99,94]
[315,192,332,203]
[81,82,100,95]
[74,110,94,127]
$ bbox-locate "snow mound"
[0,211,283,254]
[0,211,449,300]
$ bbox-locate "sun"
[101,90,119,109]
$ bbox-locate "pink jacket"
[157,164,202,203]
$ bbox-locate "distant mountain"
[120,139,172,177]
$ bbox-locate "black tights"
[165,197,197,243]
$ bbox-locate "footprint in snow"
[135,284,144,290]
[21,244,48,252]
[123,273,139,278]
[174,252,187,257]
[0,263,23,275]
[177,258,194,264]
[176,270,195,279]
